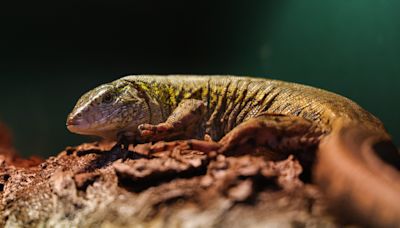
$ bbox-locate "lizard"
[66,75,400,226]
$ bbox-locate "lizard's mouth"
[66,118,119,140]
[66,117,80,127]
[66,116,91,134]
[66,112,121,136]
[66,105,129,136]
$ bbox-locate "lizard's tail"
[314,120,400,227]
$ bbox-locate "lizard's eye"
[102,94,114,104]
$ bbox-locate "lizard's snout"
[66,114,88,133]
[66,117,78,126]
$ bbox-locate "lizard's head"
[66,80,150,139]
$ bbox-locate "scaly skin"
[67,75,400,226]
[66,75,384,139]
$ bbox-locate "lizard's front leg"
[137,99,206,142]
[219,113,325,154]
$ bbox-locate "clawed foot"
[137,99,205,142]
[218,114,322,153]
[138,123,173,136]
[138,123,183,142]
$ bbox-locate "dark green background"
[1,0,399,157]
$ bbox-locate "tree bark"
[0,123,339,227]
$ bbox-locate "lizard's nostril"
[67,115,85,126]
[67,118,77,126]
[66,115,90,133]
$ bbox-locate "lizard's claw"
[203,134,214,142]
[138,123,176,142]
[138,124,156,137]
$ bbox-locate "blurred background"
[0,0,399,157]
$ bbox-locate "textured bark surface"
[0,123,340,227]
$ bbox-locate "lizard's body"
[67,75,400,226]
[67,75,385,140]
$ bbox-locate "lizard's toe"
[138,124,154,131]
[139,130,154,137]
